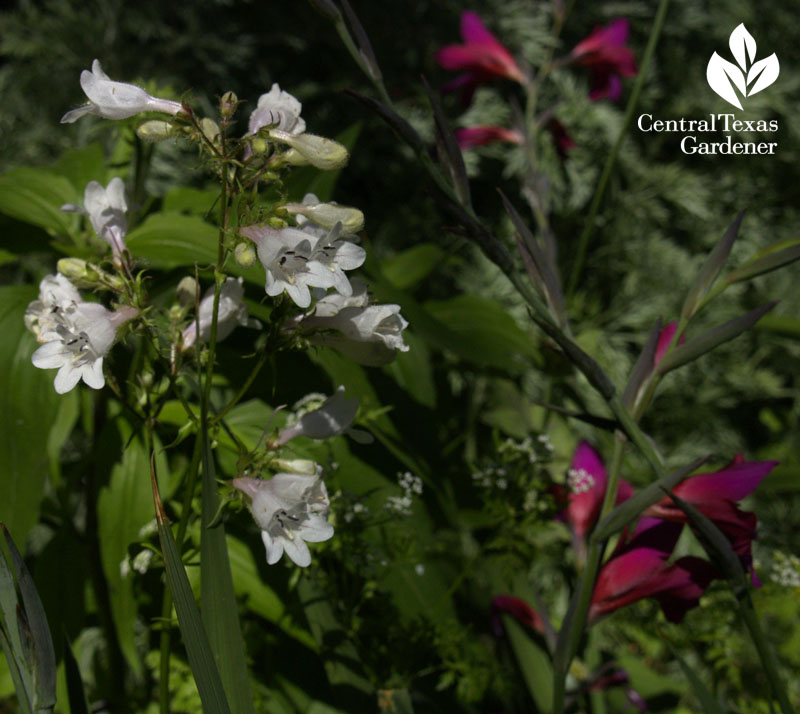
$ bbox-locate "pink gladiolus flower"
[589,518,717,623]
[491,595,544,635]
[454,125,524,149]
[436,11,525,105]
[654,320,684,365]
[560,441,634,543]
[570,19,637,102]
[643,455,778,584]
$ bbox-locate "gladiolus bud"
[136,120,176,142]
[285,201,365,233]
[269,130,349,170]
[234,242,257,268]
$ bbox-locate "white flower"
[248,83,306,136]
[24,274,82,341]
[62,178,129,261]
[233,474,334,567]
[240,223,365,308]
[181,277,262,349]
[31,302,137,394]
[61,60,184,123]
[276,385,372,445]
[286,193,365,234]
[301,279,409,366]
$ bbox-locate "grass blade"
[151,455,232,714]
[200,432,255,713]
[63,635,90,714]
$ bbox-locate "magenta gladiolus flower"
[454,125,524,149]
[654,320,685,365]
[643,455,778,584]
[436,11,525,105]
[560,441,634,542]
[589,518,717,623]
[570,18,637,101]
[491,595,544,635]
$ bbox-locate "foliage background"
[1,0,799,712]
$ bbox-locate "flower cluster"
[385,471,424,516]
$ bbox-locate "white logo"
[707,24,779,110]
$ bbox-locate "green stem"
[566,0,672,298]
[553,436,625,713]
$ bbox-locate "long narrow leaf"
[656,303,776,375]
[591,456,711,542]
[151,457,232,714]
[503,615,552,713]
[63,635,90,714]
[2,525,56,711]
[725,240,800,285]
[200,432,255,714]
[681,212,744,319]
[621,318,662,408]
[0,622,33,714]
[342,90,425,154]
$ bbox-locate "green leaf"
[756,314,800,340]
[162,186,219,217]
[0,286,64,544]
[0,168,78,236]
[380,244,445,290]
[668,645,727,714]
[0,624,33,713]
[125,213,219,270]
[0,534,33,707]
[151,466,232,714]
[384,331,435,408]
[50,144,106,193]
[503,615,552,713]
[63,636,90,714]
[656,303,776,375]
[591,456,711,542]
[200,433,255,714]
[2,527,56,711]
[681,212,744,320]
[725,239,800,285]
[377,689,415,714]
[621,318,662,408]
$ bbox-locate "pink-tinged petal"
[491,595,544,634]
[435,45,481,70]
[589,72,622,102]
[653,556,718,623]
[455,125,524,149]
[572,440,607,480]
[460,10,499,46]
[654,321,680,365]
[572,18,630,59]
[673,459,777,503]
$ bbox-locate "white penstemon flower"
[286,192,365,234]
[29,299,137,394]
[233,473,334,567]
[24,274,83,342]
[276,385,373,445]
[240,223,365,308]
[61,60,184,123]
[301,278,409,365]
[248,83,306,136]
[181,277,262,349]
[61,178,129,263]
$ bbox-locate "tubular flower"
[24,274,82,341]
[61,60,184,123]
[589,518,717,623]
[233,473,334,567]
[454,125,524,149]
[62,178,129,263]
[569,19,637,101]
[181,277,261,349]
[240,223,365,308]
[301,278,410,366]
[30,302,138,394]
[249,83,306,136]
[285,192,365,234]
[436,11,525,105]
[643,455,778,584]
[275,385,372,445]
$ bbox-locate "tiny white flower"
[248,83,306,136]
[302,279,409,365]
[276,385,372,445]
[132,549,154,575]
[31,303,137,394]
[181,277,262,349]
[24,274,82,341]
[233,474,334,567]
[240,223,364,308]
[61,60,184,123]
[62,178,129,261]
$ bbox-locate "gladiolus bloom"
[454,125,524,149]
[491,595,544,635]
[436,11,525,105]
[570,19,637,102]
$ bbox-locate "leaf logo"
[707,24,779,110]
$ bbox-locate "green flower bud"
[285,201,364,233]
[220,91,238,118]
[200,118,221,146]
[57,257,125,291]
[176,276,199,306]
[281,148,310,166]
[271,458,319,475]
[234,242,257,268]
[250,137,269,155]
[136,120,175,142]
[269,130,349,170]
[268,217,288,229]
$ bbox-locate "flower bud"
[250,137,269,155]
[176,276,199,306]
[269,130,349,170]
[268,217,288,229]
[285,201,364,233]
[220,91,238,118]
[234,242,257,268]
[281,148,310,166]
[57,257,125,291]
[136,120,176,142]
[200,118,221,146]
[271,458,319,475]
